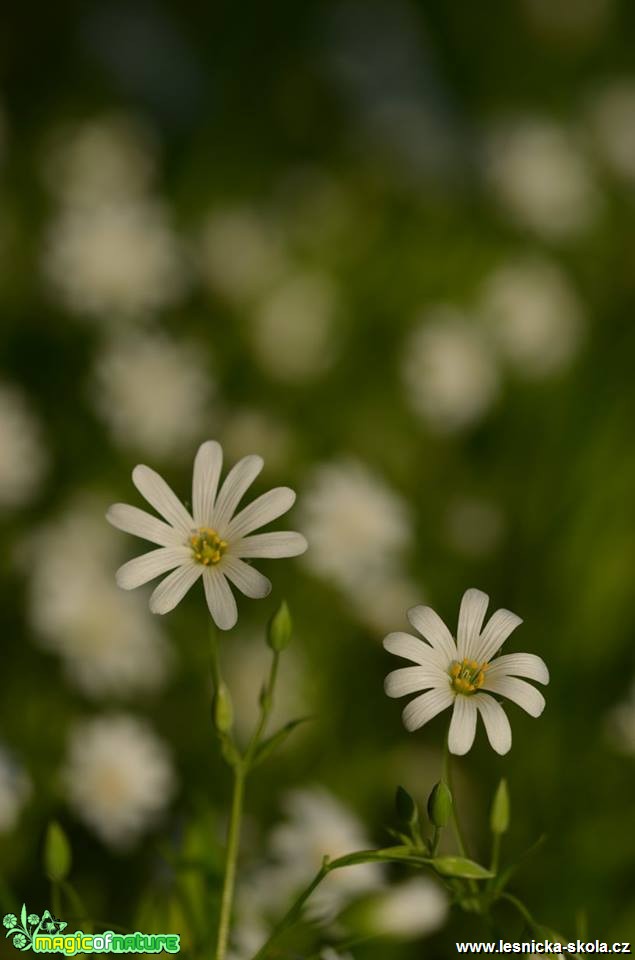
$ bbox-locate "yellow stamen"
[449,658,489,696]
[190,527,228,566]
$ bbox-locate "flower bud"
[427,781,453,828]
[267,601,292,651]
[212,682,234,734]
[44,821,72,882]
[490,778,510,835]
[395,785,419,827]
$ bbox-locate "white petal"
[221,557,271,599]
[212,455,264,533]
[132,465,193,536]
[106,503,183,547]
[192,441,223,527]
[149,563,202,614]
[232,531,308,558]
[407,605,457,662]
[457,588,489,659]
[402,687,453,732]
[203,569,238,630]
[473,609,523,664]
[448,697,478,755]
[383,632,447,669]
[226,487,296,540]
[474,694,512,755]
[116,547,191,589]
[485,653,549,685]
[384,666,447,698]
[482,675,545,717]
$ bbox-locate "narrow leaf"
[252,718,309,766]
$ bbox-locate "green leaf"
[20,904,27,929]
[44,822,72,882]
[490,778,510,835]
[267,601,292,651]
[395,786,419,827]
[252,718,309,766]
[433,856,494,879]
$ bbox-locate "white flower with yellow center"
[107,440,307,630]
[384,588,549,755]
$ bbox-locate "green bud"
[44,821,72,882]
[212,682,234,734]
[267,601,292,651]
[395,786,418,827]
[433,856,493,880]
[427,780,453,827]
[490,778,510,835]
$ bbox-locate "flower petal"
[192,441,223,527]
[226,487,296,540]
[457,588,489,659]
[116,547,191,589]
[106,503,184,547]
[402,687,453,732]
[383,632,447,669]
[132,465,193,536]
[385,666,447,698]
[212,455,264,534]
[482,675,545,717]
[407,605,457,662]
[473,609,523,664]
[474,694,512,755]
[485,653,549,685]
[203,569,238,630]
[232,531,308,558]
[221,556,271,599]
[149,563,202,614]
[448,696,478,755]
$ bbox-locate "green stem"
[250,860,330,960]
[500,892,538,932]
[214,765,245,960]
[244,650,280,767]
[443,734,478,899]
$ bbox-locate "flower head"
[384,588,549,755]
[27,914,39,926]
[107,440,307,630]
[3,914,17,929]
[12,933,27,949]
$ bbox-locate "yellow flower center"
[190,527,228,566]
[449,658,488,695]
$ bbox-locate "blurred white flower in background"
[250,271,339,382]
[0,747,31,833]
[587,79,635,182]
[480,256,585,378]
[220,408,295,474]
[266,787,383,920]
[25,497,170,698]
[443,496,506,559]
[300,459,411,593]
[63,714,175,848]
[93,330,214,460]
[42,113,158,207]
[223,633,308,742]
[42,198,186,321]
[484,118,600,239]
[521,0,615,44]
[402,307,500,432]
[199,207,287,305]
[0,382,47,509]
[606,681,635,754]
[349,570,422,634]
[364,876,448,938]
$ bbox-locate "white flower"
[366,877,448,939]
[92,330,214,460]
[250,270,338,382]
[267,787,383,920]
[0,382,47,509]
[384,588,549,755]
[300,459,411,593]
[25,498,169,698]
[402,308,500,432]
[587,79,635,182]
[63,714,175,848]
[42,196,185,321]
[480,257,585,378]
[0,747,31,833]
[107,440,307,630]
[484,118,600,240]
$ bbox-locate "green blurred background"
[2,0,635,955]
